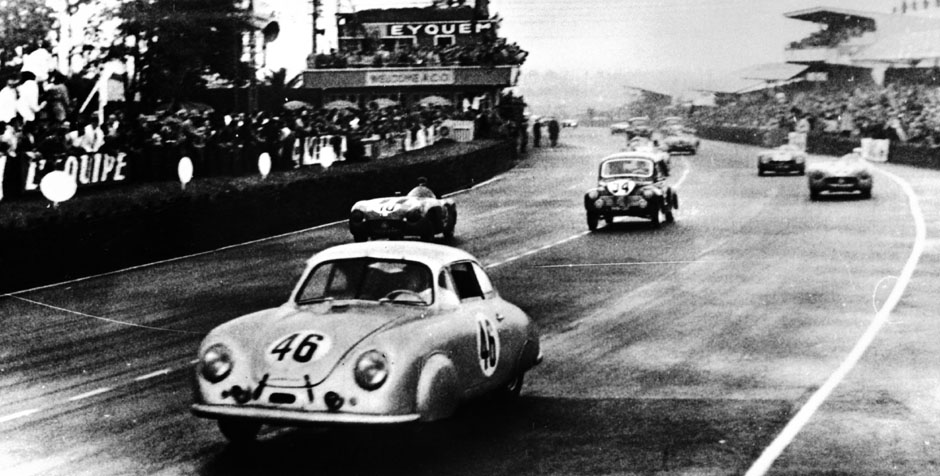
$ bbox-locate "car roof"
[601,152,661,162]
[307,242,477,270]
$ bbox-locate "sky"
[265,0,903,78]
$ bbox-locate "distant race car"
[584,151,678,230]
[807,152,873,199]
[192,241,543,443]
[660,128,700,155]
[626,116,653,139]
[561,119,579,128]
[757,144,806,176]
[349,184,456,242]
[610,122,631,135]
[626,136,671,168]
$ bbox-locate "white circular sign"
[258,152,272,178]
[476,315,500,377]
[177,157,194,186]
[39,171,77,204]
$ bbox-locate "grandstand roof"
[855,29,940,63]
[737,63,809,81]
[784,7,890,26]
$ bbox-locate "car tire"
[860,188,872,199]
[798,165,806,176]
[757,167,765,177]
[218,419,261,444]
[604,215,614,226]
[443,210,457,241]
[650,201,667,227]
[352,233,368,243]
[810,188,821,201]
[586,212,598,231]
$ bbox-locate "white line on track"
[485,232,591,269]
[68,387,113,402]
[0,409,40,424]
[8,295,201,335]
[534,258,771,269]
[134,369,171,382]
[745,166,926,476]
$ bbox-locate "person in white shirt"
[16,71,45,123]
[0,75,19,124]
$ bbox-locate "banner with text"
[22,151,130,192]
[365,69,454,87]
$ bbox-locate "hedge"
[0,139,518,293]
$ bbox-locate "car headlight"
[200,343,233,383]
[642,188,654,200]
[354,350,388,391]
[759,156,770,163]
[350,210,366,223]
[810,170,825,179]
[587,190,599,200]
[795,156,805,164]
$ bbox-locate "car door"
[446,260,515,395]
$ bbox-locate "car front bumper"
[761,160,803,172]
[589,195,655,216]
[810,175,872,192]
[192,403,421,426]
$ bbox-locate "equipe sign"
[366,69,454,87]
[385,21,492,37]
[23,151,129,191]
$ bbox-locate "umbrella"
[283,100,314,111]
[418,95,453,107]
[323,99,358,110]
[371,98,399,109]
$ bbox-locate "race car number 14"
[476,315,500,377]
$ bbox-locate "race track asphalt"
[2,127,940,475]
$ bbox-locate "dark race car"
[584,152,678,230]
[757,144,806,176]
[349,184,456,242]
[659,127,700,155]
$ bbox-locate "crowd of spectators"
[690,82,940,146]
[0,62,513,198]
[311,37,528,69]
[787,24,874,50]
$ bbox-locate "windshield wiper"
[296,297,334,305]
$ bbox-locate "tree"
[0,0,56,75]
[105,0,254,108]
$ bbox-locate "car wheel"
[860,188,872,199]
[352,233,367,243]
[218,419,261,444]
[586,212,598,231]
[757,167,765,176]
[604,215,614,226]
[690,148,697,156]
[798,165,806,176]
[650,201,667,227]
[810,188,821,201]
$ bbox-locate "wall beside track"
[0,139,518,293]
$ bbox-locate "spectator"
[16,71,44,124]
[0,74,19,124]
[547,118,560,147]
[45,71,70,125]
[532,119,542,147]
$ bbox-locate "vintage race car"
[610,122,631,135]
[349,187,456,242]
[758,144,806,176]
[561,119,579,128]
[659,128,700,155]
[626,116,653,139]
[192,241,542,443]
[626,137,671,168]
[584,152,678,230]
[808,152,873,199]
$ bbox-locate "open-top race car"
[807,151,873,199]
[757,144,806,176]
[192,241,542,443]
[584,151,678,230]
[349,180,456,242]
[659,127,700,155]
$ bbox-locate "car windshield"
[296,258,433,306]
[601,158,654,178]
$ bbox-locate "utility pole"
[311,0,325,66]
